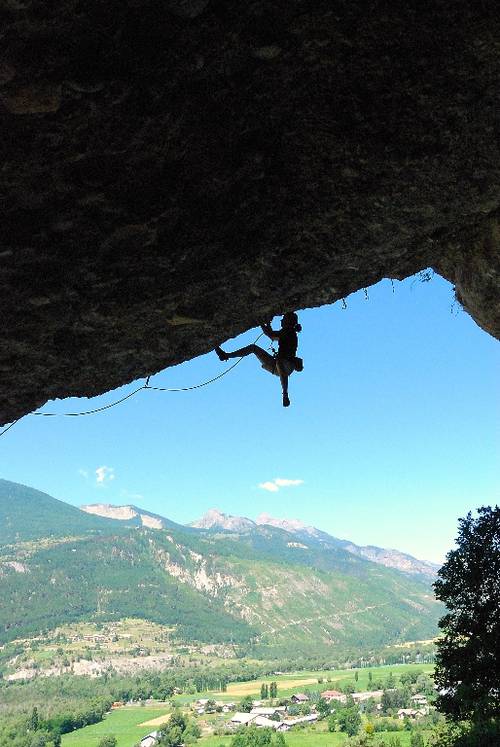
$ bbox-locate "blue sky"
[1,273,498,563]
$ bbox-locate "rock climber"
[215,311,303,407]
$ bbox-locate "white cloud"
[95,466,115,485]
[259,481,280,493]
[258,477,304,492]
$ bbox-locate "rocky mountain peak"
[256,513,319,536]
[190,509,255,532]
[81,503,164,529]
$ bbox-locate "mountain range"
[82,504,440,579]
[1,479,442,663]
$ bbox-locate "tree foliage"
[381,687,411,713]
[433,506,500,724]
[230,726,286,746]
[410,733,425,747]
[337,703,361,736]
[156,711,200,746]
[97,738,117,747]
[426,719,500,747]
[238,696,254,713]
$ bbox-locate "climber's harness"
[269,345,303,373]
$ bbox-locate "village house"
[251,716,280,729]
[139,731,161,747]
[192,698,209,709]
[250,707,287,717]
[290,693,309,704]
[228,711,320,733]
[192,697,231,714]
[397,708,425,720]
[276,714,319,732]
[321,690,346,703]
[411,694,429,706]
[352,690,384,703]
[229,712,284,731]
[229,712,258,728]
[82,634,108,642]
[192,698,207,715]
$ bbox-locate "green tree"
[28,706,39,732]
[269,682,278,699]
[168,710,186,731]
[260,683,269,699]
[342,682,356,694]
[97,738,117,747]
[354,671,359,683]
[433,506,500,725]
[338,705,361,737]
[364,697,376,715]
[184,720,201,740]
[31,736,52,747]
[385,672,396,689]
[230,726,284,746]
[161,725,183,747]
[410,734,425,747]
[327,713,337,732]
[415,673,434,698]
[316,697,331,718]
[427,719,500,747]
[239,695,254,713]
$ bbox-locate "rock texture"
[1,1,499,424]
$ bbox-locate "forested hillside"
[0,479,127,543]
[0,480,442,664]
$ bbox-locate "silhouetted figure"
[215,312,303,407]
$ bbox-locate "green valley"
[0,479,446,747]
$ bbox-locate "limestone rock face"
[1,1,499,424]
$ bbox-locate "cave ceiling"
[1,0,499,425]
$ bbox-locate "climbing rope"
[31,385,147,417]
[0,333,264,438]
[0,419,21,437]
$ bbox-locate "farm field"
[172,663,434,704]
[61,707,171,747]
[225,677,319,697]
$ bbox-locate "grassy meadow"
[62,707,171,747]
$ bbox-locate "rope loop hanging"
[0,333,264,438]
